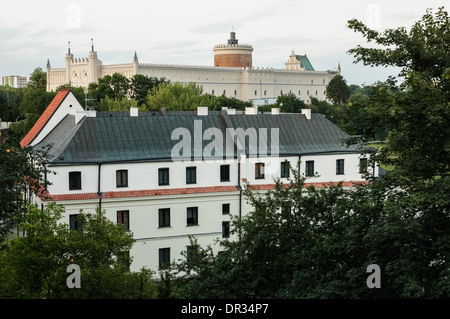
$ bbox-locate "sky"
[0,0,447,86]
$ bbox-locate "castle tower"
[65,41,74,86]
[213,31,253,68]
[88,38,101,83]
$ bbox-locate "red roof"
[20,88,71,148]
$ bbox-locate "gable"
[20,89,84,148]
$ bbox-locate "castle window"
[264,90,267,96]
[212,90,215,95]
[234,90,237,96]
[254,90,257,96]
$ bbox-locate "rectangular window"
[158,168,169,186]
[69,214,81,230]
[222,221,230,238]
[186,166,196,184]
[305,161,315,177]
[220,164,230,182]
[186,245,199,268]
[158,208,171,227]
[159,248,170,269]
[69,171,82,190]
[117,210,130,230]
[359,158,368,174]
[222,203,230,215]
[187,207,198,226]
[255,163,265,179]
[281,161,290,178]
[116,170,128,188]
[336,159,345,175]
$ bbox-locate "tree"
[130,74,169,107]
[347,7,450,182]
[0,139,51,238]
[0,204,158,299]
[325,74,350,105]
[276,92,306,113]
[146,82,205,111]
[27,67,47,90]
[88,73,130,102]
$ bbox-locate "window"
[336,159,345,175]
[69,171,81,190]
[222,221,230,238]
[222,203,230,215]
[69,214,81,230]
[281,161,290,178]
[255,163,265,179]
[234,90,237,96]
[220,164,230,182]
[305,160,315,177]
[186,167,196,184]
[254,90,257,96]
[117,210,130,230]
[159,248,170,269]
[116,170,128,188]
[187,207,198,226]
[359,158,368,174]
[159,208,171,227]
[158,168,169,186]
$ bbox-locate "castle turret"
[65,41,73,86]
[88,38,101,83]
[213,31,253,68]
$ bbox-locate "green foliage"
[0,140,51,238]
[98,96,138,111]
[275,92,306,113]
[27,67,47,90]
[325,74,350,105]
[347,7,450,182]
[0,86,23,122]
[0,204,158,299]
[130,74,169,107]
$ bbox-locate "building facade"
[46,33,340,103]
[21,89,376,274]
[2,75,27,88]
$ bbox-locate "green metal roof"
[36,111,358,166]
[296,55,315,71]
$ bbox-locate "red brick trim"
[41,181,369,202]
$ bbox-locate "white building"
[21,89,375,273]
[46,33,340,103]
[2,75,27,88]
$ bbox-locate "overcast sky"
[0,0,446,86]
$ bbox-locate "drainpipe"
[97,163,103,211]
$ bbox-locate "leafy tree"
[0,204,158,299]
[146,82,205,111]
[98,96,138,112]
[347,7,450,182]
[27,67,47,90]
[275,92,306,113]
[0,86,23,122]
[0,139,51,238]
[88,73,130,102]
[325,74,350,105]
[130,74,169,107]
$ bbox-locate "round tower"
[213,31,253,68]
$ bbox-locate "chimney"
[301,108,311,119]
[271,108,280,115]
[197,106,208,116]
[245,106,258,115]
[130,107,138,117]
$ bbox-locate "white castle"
[46,33,340,103]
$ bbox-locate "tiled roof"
[40,181,368,202]
[20,88,71,148]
